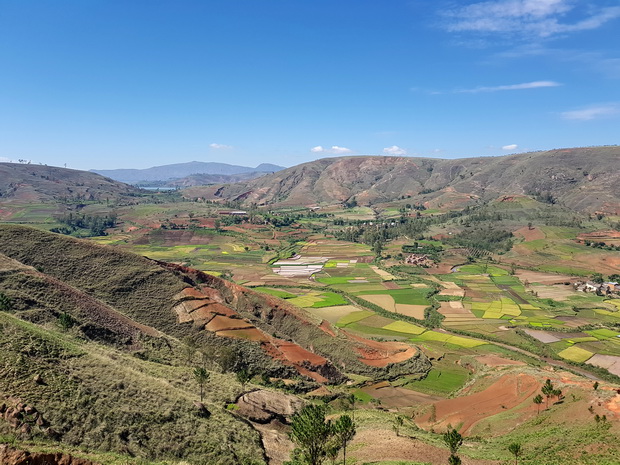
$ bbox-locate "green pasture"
[398,366,469,395]
[353,288,431,305]
[253,287,297,299]
[382,321,426,335]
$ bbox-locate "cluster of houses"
[404,254,435,267]
[574,281,620,296]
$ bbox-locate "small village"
[573,280,620,296]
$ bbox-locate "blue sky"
[1,0,619,170]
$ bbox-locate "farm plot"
[410,331,487,348]
[522,329,561,343]
[305,305,362,324]
[558,346,594,363]
[438,301,479,324]
[587,354,620,377]
[272,256,328,277]
[284,290,348,308]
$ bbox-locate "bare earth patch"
[350,428,500,465]
[514,226,545,241]
[417,373,539,435]
[529,284,576,301]
[523,329,561,343]
[361,382,440,408]
[360,294,396,312]
[383,281,401,289]
[588,354,620,377]
[394,303,427,319]
[516,270,577,285]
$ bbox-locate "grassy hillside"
[0,163,140,205]
[196,146,620,214]
[0,311,265,465]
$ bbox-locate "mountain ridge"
[92,161,286,183]
[193,146,620,214]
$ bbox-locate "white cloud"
[209,143,233,150]
[442,1,620,38]
[0,157,13,163]
[458,80,560,93]
[330,146,352,154]
[502,144,518,150]
[310,145,353,154]
[383,145,407,155]
[560,104,620,121]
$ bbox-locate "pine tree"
[541,379,555,409]
[333,415,355,465]
[193,367,209,402]
[289,404,333,465]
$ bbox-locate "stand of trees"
[286,404,356,465]
[51,213,117,236]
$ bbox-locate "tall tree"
[193,367,209,402]
[541,379,555,409]
[289,404,333,465]
[183,336,197,365]
[443,428,463,455]
[393,415,404,437]
[0,292,12,311]
[333,415,356,465]
[236,368,252,391]
[508,443,522,465]
[533,394,543,415]
[347,394,357,421]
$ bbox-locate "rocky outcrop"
[0,445,98,465]
[235,390,304,465]
[235,389,304,424]
[0,399,54,439]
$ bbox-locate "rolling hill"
[0,163,140,204]
[197,146,620,214]
[0,225,430,463]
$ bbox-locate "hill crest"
[194,146,620,214]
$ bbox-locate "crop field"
[305,305,362,324]
[397,364,470,395]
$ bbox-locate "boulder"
[235,389,304,424]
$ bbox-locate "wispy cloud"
[560,103,620,121]
[502,144,518,150]
[494,45,620,81]
[457,80,560,93]
[310,145,353,154]
[383,145,407,156]
[442,0,620,39]
[209,143,233,150]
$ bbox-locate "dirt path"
[498,284,529,304]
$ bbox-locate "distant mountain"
[193,146,620,214]
[91,161,285,183]
[163,171,274,188]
